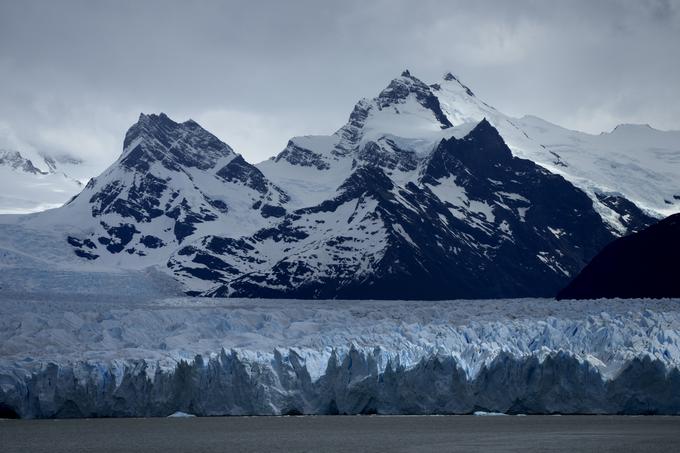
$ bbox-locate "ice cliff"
[1,297,679,418]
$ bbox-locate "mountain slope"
[170,120,616,299]
[0,149,85,214]
[257,71,663,234]
[0,70,673,299]
[557,213,680,300]
[0,113,289,272]
[431,74,678,233]
[256,70,460,209]
[512,117,680,221]
[62,113,289,265]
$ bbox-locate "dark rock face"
[416,119,615,298]
[336,99,371,151]
[376,71,452,129]
[557,213,680,300]
[140,235,165,249]
[166,199,218,243]
[217,155,271,193]
[260,204,287,218]
[67,236,100,260]
[355,140,418,172]
[121,114,234,172]
[274,141,331,170]
[595,193,657,234]
[99,223,140,254]
[171,120,617,299]
[442,72,476,97]
[90,174,167,222]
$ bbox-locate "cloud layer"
[1,0,678,168]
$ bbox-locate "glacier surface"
[1,296,680,418]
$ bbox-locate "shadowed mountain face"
[558,213,680,300]
[170,120,616,299]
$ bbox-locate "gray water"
[2,415,680,452]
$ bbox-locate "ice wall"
[1,298,679,418]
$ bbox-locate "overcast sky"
[1,0,679,167]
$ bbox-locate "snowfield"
[1,296,680,417]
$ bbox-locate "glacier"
[1,296,680,418]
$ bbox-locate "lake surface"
[2,415,680,452]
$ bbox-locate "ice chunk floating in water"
[1,297,680,418]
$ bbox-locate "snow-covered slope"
[259,71,678,233]
[256,70,460,209]
[171,120,620,298]
[431,74,680,230]
[167,66,660,298]
[0,113,289,270]
[1,296,679,417]
[0,149,85,214]
[507,117,680,221]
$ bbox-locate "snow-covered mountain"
[0,149,85,214]
[257,71,677,232]
[0,70,676,299]
[172,120,621,298]
[169,71,659,298]
[431,73,680,228]
[5,113,289,268]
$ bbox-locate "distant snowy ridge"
[0,148,85,214]
[1,298,679,417]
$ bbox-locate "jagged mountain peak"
[423,119,514,184]
[42,112,290,264]
[174,111,617,299]
[341,71,453,143]
[465,118,504,143]
[135,112,202,129]
[436,119,507,157]
[337,164,394,196]
[440,72,476,97]
[377,70,450,121]
[0,149,47,175]
[121,112,235,173]
[137,111,170,122]
[377,72,429,103]
[127,112,218,143]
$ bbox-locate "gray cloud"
[1,0,678,167]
